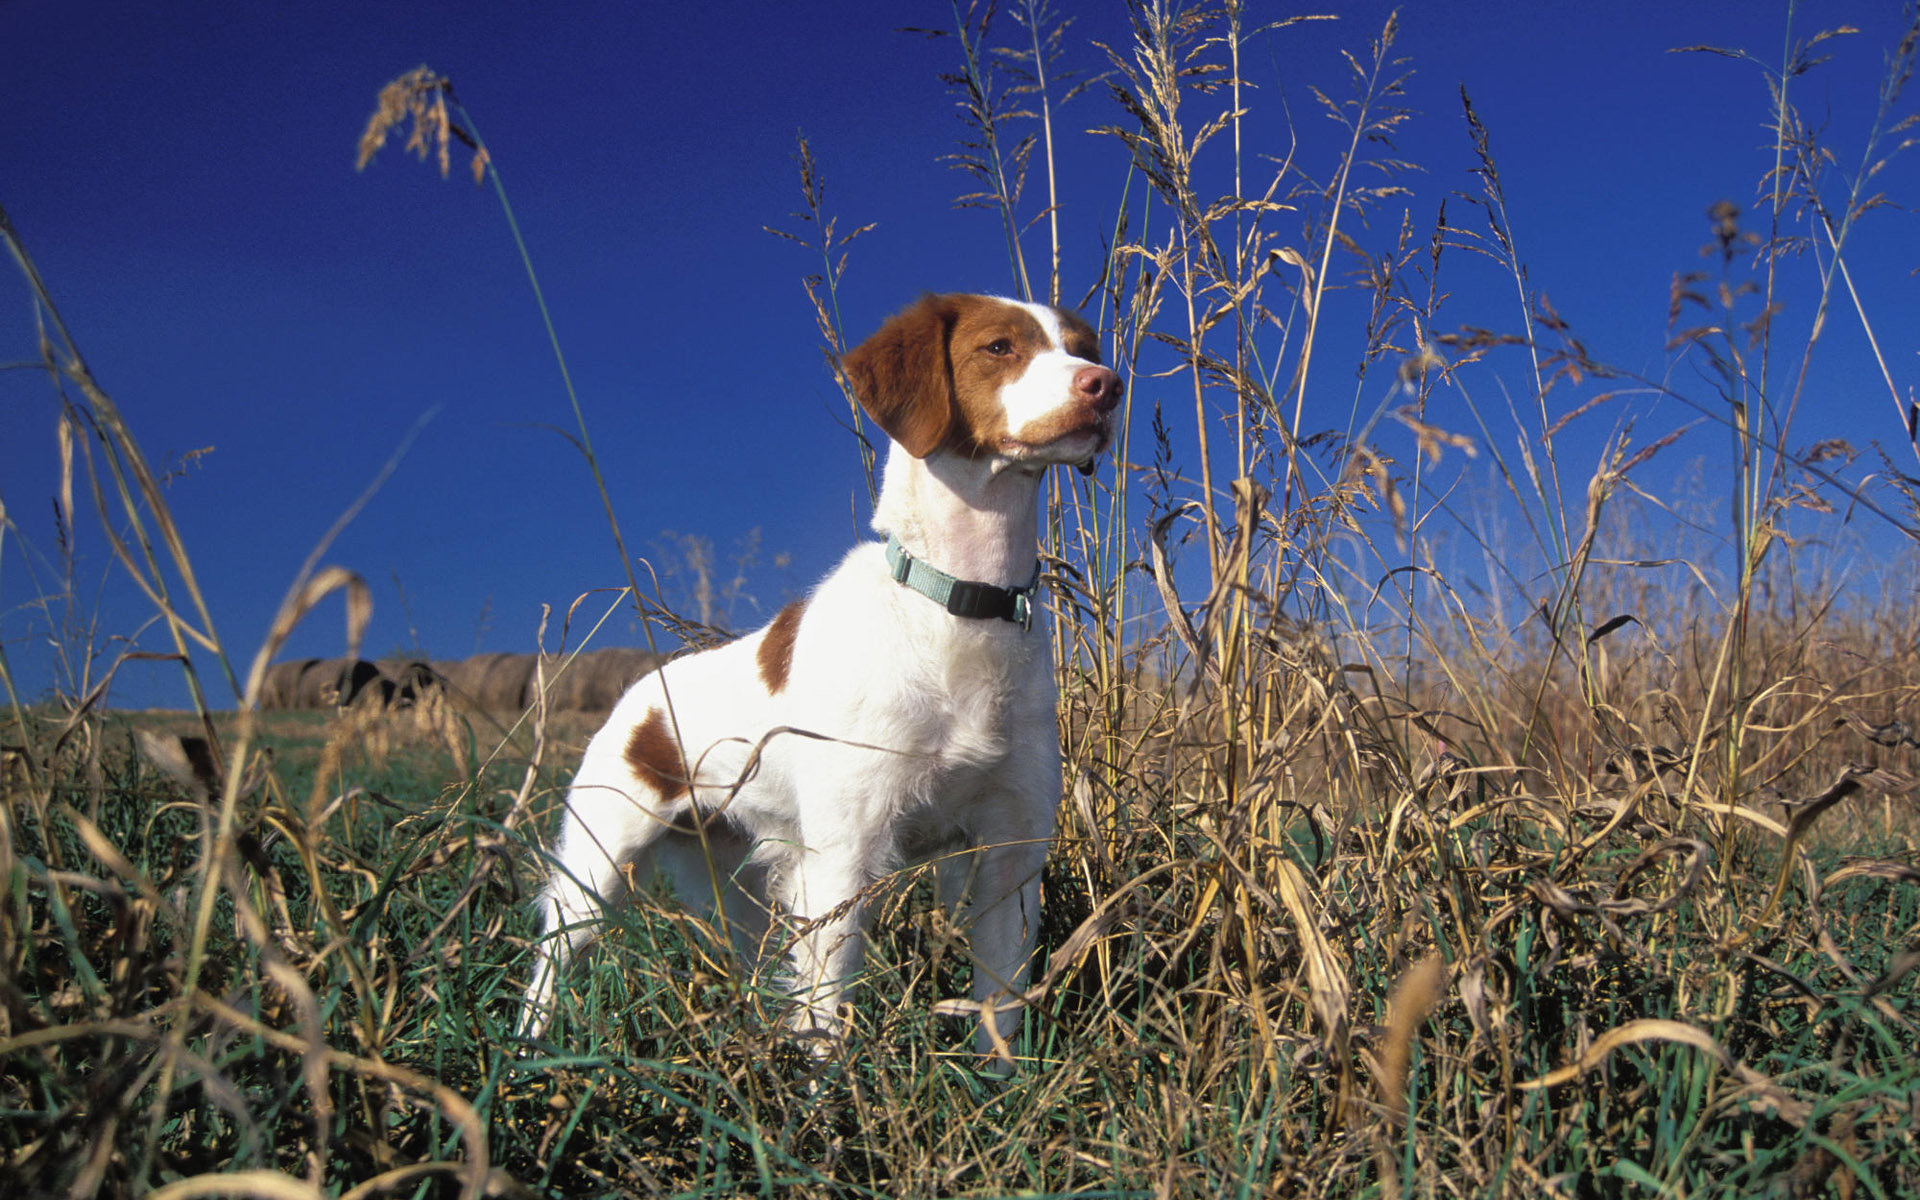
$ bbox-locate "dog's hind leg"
[517,810,633,1041]
[517,772,697,1041]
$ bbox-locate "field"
[6,5,1920,1198]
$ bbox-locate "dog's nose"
[1074,365,1123,413]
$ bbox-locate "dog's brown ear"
[841,294,956,459]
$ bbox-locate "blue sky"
[3,1,1916,709]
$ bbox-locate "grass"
[5,4,1920,1197]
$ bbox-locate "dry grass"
[356,64,491,185]
[5,8,1920,1198]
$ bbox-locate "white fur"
[518,295,1120,1072]
[994,305,1082,438]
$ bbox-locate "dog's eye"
[985,339,1013,356]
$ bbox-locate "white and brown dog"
[518,293,1121,1071]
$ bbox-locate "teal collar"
[884,535,1040,631]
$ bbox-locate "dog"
[517,293,1121,1071]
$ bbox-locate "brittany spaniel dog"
[518,293,1121,1071]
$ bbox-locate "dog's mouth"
[998,417,1112,470]
[1071,427,1111,476]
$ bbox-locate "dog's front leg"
[783,847,870,1054]
[962,837,1048,1074]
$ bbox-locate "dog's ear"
[841,294,956,459]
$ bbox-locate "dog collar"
[885,535,1039,631]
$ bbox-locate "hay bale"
[381,660,444,709]
[331,659,389,710]
[426,650,658,712]
[428,656,488,710]
[280,658,386,709]
[432,652,536,712]
[480,653,539,711]
[537,647,661,711]
[260,658,320,709]
[289,659,340,708]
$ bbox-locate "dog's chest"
[912,621,1055,773]
[778,545,1056,782]
[930,643,1019,763]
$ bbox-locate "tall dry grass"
[4,6,1919,1198]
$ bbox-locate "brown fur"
[756,600,807,694]
[623,708,690,802]
[943,300,1045,457]
[842,294,1105,461]
[842,294,960,457]
[1051,307,1101,362]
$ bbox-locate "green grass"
[6,5,1920,1197]
[6,690,1913,1195]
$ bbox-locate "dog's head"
[842,294,1122,474]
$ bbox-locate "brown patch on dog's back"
[624,708,689,801]
[757,599,807,694]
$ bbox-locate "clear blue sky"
[4,1,1915,708]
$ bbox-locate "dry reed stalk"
[355,65,490,184]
